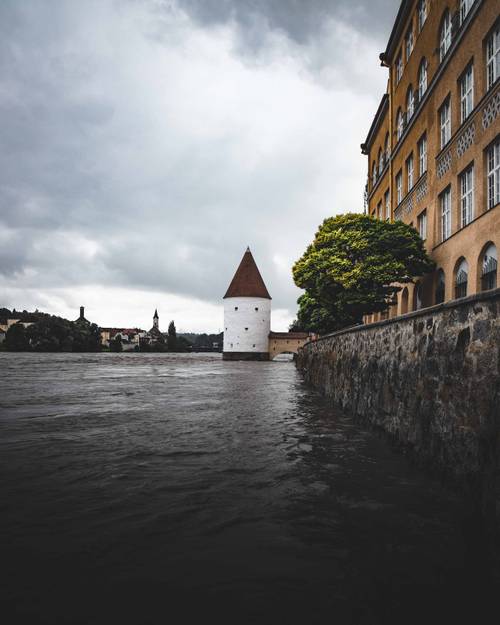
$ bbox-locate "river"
[0,352,494,624]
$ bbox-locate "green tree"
[167,321,177,352]
[5,323,30,351]
[109,334,123,352]
[293,213,435,333]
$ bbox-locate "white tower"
[223,247,271,361]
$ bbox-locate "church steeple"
[153,309,159,329]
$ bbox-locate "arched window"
[372,162,377,187]
[396,108,404,140]
[439,11,452,62]
[481,243,498,291]
[435,269,445,304]
[413,282,423,311]
[378,148,384,175]
[384,133,390,162]
[455,258,469,299]
[401,287,409,314]
[418,58,428,98]
[406,85,414,119]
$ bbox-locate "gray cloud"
[0,0,392,329]
[176,0,396,48]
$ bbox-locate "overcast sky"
[0,0,396,332]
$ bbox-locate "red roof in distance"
[224,247,271,299]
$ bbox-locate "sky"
[0,0,396,332]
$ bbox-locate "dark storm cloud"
[177,0,396,48]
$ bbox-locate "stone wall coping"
[302,287,500,347]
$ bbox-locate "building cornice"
[381,0,412,64]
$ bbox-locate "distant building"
[75,306,89,325]
[100,327,145,350]
[362,0,499,321]
[140,309,165,347]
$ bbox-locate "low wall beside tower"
[296,289,500,497]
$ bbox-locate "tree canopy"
[292,213,435,334]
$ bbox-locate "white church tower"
[223,247,271,361]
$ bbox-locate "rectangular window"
[418,0,427,31]
[487,25,500,90]
[439,99,451,149]
[384,189,390,220]
[396,51,403,83]
[418,134,427,176]
[487,139,500,209]
[460,165,474,227]
[396,171,402,204]
[377,201,382,219]
[406,154,414,191]
[460,64,474,123]
[405,28,414,62]
[440,187,451,241]
[418,209,427,240]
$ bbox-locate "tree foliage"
[4,316,101,352]
[167,321,177,352]
[5,323,30,351]
[292,213,435,333]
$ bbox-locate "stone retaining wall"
[296,289,500,507]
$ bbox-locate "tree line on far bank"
[1,313,220,353]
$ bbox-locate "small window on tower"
[234,306,238,311]
[252,344,256,348]
[255,307,259,311]
[245,327,248,331]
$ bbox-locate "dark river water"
[0,353,496,624]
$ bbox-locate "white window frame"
[440,12,452,62]
[487,25,499,90]
[396,52,403,83]
[460,64,474,123]
[440,188,451,241]
[487,139,500,209]
[460,165,474,227]
[407,154,414,191]
[418,210,427,240]
[418,134,427,176]
[418,60,427,99]
[418,0,427,31]
[396,110,404,141]
[407,87,414,119]
[378,149,384,175]
[460,0,473,24]
[439,99,451,149]
[372,162,377,186]
[384,189,390,220]
[405,28,414,62]
[396,171,403,204]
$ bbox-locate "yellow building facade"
[362,0,499,320]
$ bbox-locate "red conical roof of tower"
[224,247,271,299]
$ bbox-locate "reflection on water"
[0,353,496,624]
